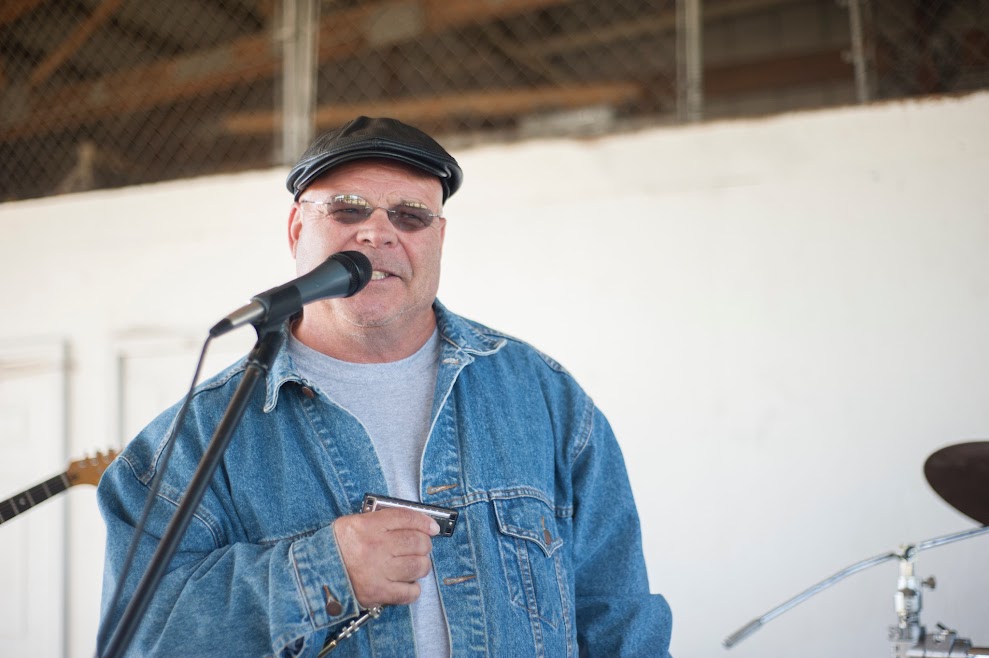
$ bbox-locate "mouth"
[370,270,391,281]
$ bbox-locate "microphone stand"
[101,322,286,658]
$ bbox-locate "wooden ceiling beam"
[28,0,125,88]
[0,0,570,141]
[221,81,644,134]
[706,47,851,96]
[518,0,811,58]
[0,0,44,29]
[218,46,852,134]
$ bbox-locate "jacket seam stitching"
[571,396,595,464]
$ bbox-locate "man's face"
[288,159,446,334]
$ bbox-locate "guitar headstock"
[66,449,120,486]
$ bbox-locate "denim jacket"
[97,301,673,657]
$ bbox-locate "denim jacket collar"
[260,299,505,413]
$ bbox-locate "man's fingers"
[352,558,429,608]
[333,509,439,608]
[387,529,433,557]
[388,581,422,607]
[375,508,441,536]
[385,554,433,583]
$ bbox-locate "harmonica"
[361,493,459,537]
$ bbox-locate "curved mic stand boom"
[724,524,989,657]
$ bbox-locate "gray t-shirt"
[286,330,449,657]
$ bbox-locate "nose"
[355,207,397,247]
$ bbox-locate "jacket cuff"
[289,523,360,630]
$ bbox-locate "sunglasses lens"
[389,205,433,231]
[328,196,371,225]
[305,195,436,232]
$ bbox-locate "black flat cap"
[286,116,463,202]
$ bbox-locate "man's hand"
[333,508,441,608]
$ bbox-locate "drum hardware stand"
[724,524,989,656]
[888,547,984,658]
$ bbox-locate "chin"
[337,297,404,328]
[348,295,437,330]
[345,312,395,329]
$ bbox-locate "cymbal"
[924,441,989,526]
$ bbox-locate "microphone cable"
[98,251,371,654]
[97,334,214,654]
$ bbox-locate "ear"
[287,203,303,257]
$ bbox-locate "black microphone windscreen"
[332,250,372,297]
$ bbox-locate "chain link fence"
[0,0,277,202]
[864,0,989,100]
[1,0,986,203]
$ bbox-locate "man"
[97,116,672,657]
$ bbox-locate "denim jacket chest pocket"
[492,496,571,630]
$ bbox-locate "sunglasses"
[299,194,441,232]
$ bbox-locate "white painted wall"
[1,91,986,657]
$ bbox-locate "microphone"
[209,251,372,337]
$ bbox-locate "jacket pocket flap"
[493,496,563,558]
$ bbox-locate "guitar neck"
[0,472,70,526]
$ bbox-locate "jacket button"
[543,528,553,545]
[301,386,316,399]
[323,585,342,616]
